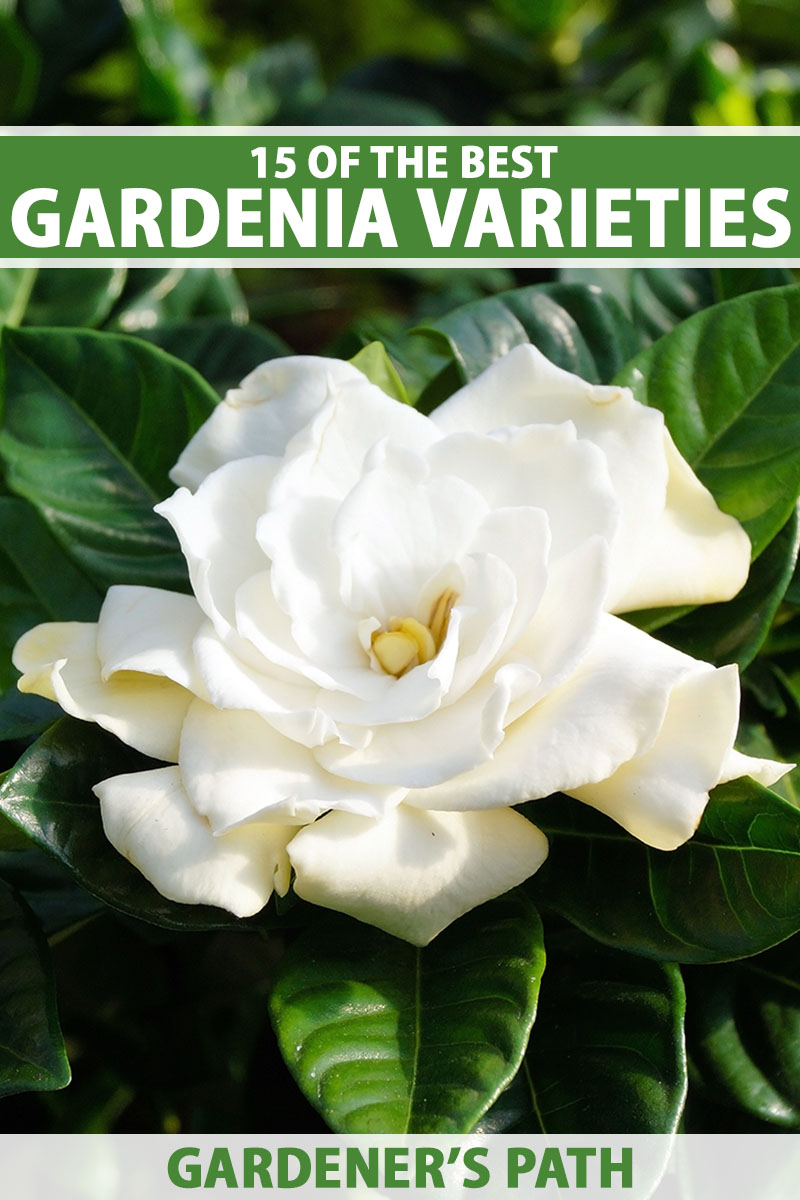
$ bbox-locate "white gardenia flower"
[13,346,791,945]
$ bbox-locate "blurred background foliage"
[1,0,800,128]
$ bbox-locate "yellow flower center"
[371,589,457,678]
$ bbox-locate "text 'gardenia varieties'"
[13,346,789,944]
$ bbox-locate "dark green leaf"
[616,285,800,557]
[0,877,70,1097]
[686,935,800,1128]
[0,719,229,931]
[0,326,218,592]
[713,267,794,302]
[653,508,800,668]
[528,779,800,964]
[270,891,545,1133]
[0,691,59,744]
[0,791,30,851]
[23,267,127,329]
[0,718,289,933]
[477,929,686,1133]
[0,496,101,694]
[0,849,105,936]
[133,318,289,396]
[562,267,715,341]
[419,282,642,387]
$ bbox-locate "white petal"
[431,345,667,589]
[332,443,488,619]
[569,664,741,850]
[14,622,191,761]
[96,766,294,918]
[170,357,378,489]
[427,423,619,566]
[179,699,402,831]
[461,506,551,663]
[613,431,751,612]
[432,343,750,612]
[289,804,548,945]
[255,393,438,639]
[267,379,438,508]
[431,343,627,438]
[513,535,609,698]
[156,456,277,645]
[192,621,343,749]
[429,345,662,607]
[410,615,698,810]
[316,661,539,788]
[96,585,206,694]
[234,570,365,688]
[718,747,793,789]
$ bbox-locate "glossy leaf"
[562,266,715,340]
[616,285,800,557]
[0,326,218,592]
[686,936,800,1128]
[0,849,105,936]
[477,929,686,1133]
[713,267,794,302]
[0,785,30,851]
[419,282,642,386]
[134,318,289,396]
[0,877,70,1097]
[270,891,545,1133]
[0,496,101,694]
[0,691,59,745]
[0,718,247,932]
[562,267,793,342]
[527,779,800,964]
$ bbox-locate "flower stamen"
[371,591,457,678]
[429,588,457,649]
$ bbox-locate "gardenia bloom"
[13,347,790,945]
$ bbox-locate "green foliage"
[0,719,251,931]
[617,286,800,557]
[0,878,70,1097]
[0,326,217,592]
[0,268,800,1138]
[686,935,800,1128]
[349,340,410,404]
[418,282,642,387]
[270,893,545,1133]
[477,929,686,1133]
[529,780,800,964]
